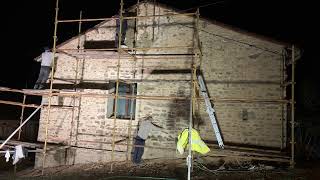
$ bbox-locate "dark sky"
[0,0,318,119]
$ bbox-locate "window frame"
[107,83,137,120]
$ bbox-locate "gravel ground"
[10,159,319,180]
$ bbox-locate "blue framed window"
[107,83,136,119]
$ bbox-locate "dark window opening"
[84,40,116,49]
[242,109,248,121]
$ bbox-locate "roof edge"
[140,1,290,47]
[38,1,297,59]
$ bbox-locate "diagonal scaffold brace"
[0,104,43,149]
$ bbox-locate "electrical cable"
[181,24,282,55]
[179,0,227,13]
[155,0,284,55]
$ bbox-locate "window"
[242,109,248,121]
[107,83,137,119]
[84,40,116,49]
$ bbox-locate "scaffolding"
[0,0,297,178]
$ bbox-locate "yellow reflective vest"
[176,128,210,155]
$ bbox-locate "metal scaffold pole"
[57,13,196,23]
[187,8,200,180]
[41,0,59,175]
[14,94,27,176]
[280,49,285,150]
[187,95,193,180]
[290,45,295,168]
[126,0,139,162]
[18,95,26,140]
[111,0,124,172]
[68,10,83,165]
[0,88,290,103]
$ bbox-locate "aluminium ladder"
[197,74,224,149]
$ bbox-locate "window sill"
[108,115,135,120]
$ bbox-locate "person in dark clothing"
[132,136,146,164]
[115,10,128,48]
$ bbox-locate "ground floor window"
[107,83,137,120]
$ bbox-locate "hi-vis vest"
[176,128,210,155]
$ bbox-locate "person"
[132,115,163,164]
[115,10,128,48]
[34,47,54,89]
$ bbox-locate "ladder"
[197,74,224,149]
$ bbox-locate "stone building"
[35,2,293,167]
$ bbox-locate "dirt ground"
[8,158,319,180]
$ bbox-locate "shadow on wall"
[167,86,190,140]
[52,97,75,144]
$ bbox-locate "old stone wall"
[197,18,285,148]
[36,2,287,167]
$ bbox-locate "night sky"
[0,0,318,119]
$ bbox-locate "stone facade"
[36,2,288,167]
